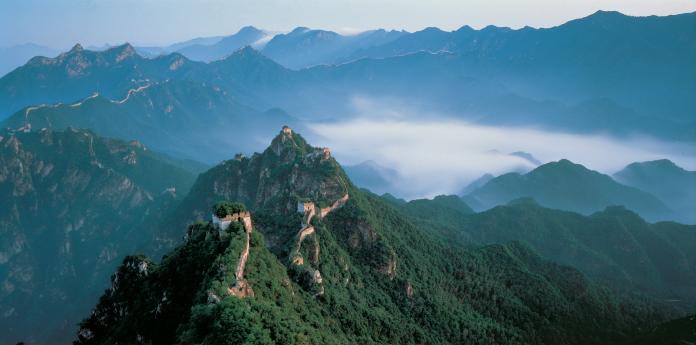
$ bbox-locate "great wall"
[291,193,350,296]
[212,211,255,298]
[208,126,350,299]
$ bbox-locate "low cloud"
[306,118,696,199]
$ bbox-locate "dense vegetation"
[626,314,696,345]
[212,201,247,218]
[389,195,696,314]
[0,129,197,345]
[76,129,667,344]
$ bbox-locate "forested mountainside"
[75,128,666,345]
[1,10,693,344]
[388,195,696,313]
[2,79,296,162]
[462,159,673,222]
[627,314,696,345]
[0,128,197,345]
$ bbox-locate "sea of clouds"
[306,117,696,199]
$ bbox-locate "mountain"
[1,79,297,162]
[261,28,406,69]
[509,151,541,166]
[463,200,696,309]
[344,11,696,123]
[386,195,475,242]
[614,159,696,224]
[460,174,494,195]
[343,160,399,195]
[0,43,210,120]
[0,43,60,77]
[2,11,694,141]
[382,194,696,311]
[135,27,271,60]
[0,128,198,345]
[175,26,270,62]
[136,36,227,57]
[462,159,672,221]
[74,127,666,345]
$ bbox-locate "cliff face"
[75,127,665,345]
[167,127,351,231]
[0,128,196,345]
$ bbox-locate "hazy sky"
[1,0,694,48]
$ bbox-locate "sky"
[1,0,695,48]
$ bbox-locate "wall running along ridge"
[291,194,349,296]
[211,211,255,298]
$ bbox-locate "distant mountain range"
[343,160,399,195]
[157,26,271,62]
[614,159,696,224]
[1,78,297,162]
[260,27,407,69]
[462,159,675,221]
[1,11,694,143]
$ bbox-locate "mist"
[306,117,696,199]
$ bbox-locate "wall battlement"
[212,211,253,233]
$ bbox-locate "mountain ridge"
[73,126,669,344]
[462,159,672,221]
[0,128,198,345]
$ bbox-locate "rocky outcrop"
[405,281,414,298]
[169,126,352,228]
[379,252,397,279]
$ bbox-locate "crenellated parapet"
[209,207,254,298]
[212,211,252,232]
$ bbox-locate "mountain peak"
[218,45,281,67]
[289,26,311,35]
[106,43,137,61]
[235,45,258,54]
[267,125,315,157]
[590,10,626,17]
[627,159,682,171]
[550,159,584,169]
[572,10,629,25]
[529,159,597,178]
[69,43,84,52]
[114,42,135,52]
[237,25,262,34]
[456,25,475,32]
